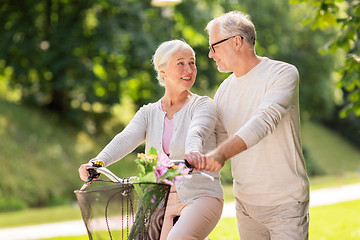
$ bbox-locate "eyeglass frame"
[209,35,244,53]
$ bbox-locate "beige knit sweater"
[215,57,309,206]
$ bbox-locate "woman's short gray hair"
[152,39,195,86]
[206,10,256,48]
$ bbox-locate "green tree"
[291,0,359,117]
[0,0,227,134]
[204,0,339,119]
[0,0,168,131]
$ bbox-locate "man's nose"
[208,50,214,59]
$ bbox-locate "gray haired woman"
[79,39,224,239]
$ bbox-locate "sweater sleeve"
[90,106,148,167]
[185,96,217,154]
[236,64,299,148]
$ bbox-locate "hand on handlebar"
[184,152,207,171]
[185,151,225,172]
[78,163,92,181]
[78,162,102,182]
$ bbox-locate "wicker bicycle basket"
[75,181,170,240]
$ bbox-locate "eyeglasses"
[209,35,243,53]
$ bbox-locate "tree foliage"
[0,0,224,133]
[0,0,352,129]
[291,0,360,117]
[0,0,168,132]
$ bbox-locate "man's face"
[208,25,234,73]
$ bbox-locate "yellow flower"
[137,153,157,163]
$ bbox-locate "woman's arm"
[78,106,148,181]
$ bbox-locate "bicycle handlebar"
[80,159,213,191]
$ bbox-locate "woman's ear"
[160,70,166,79]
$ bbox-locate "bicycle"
[75,159,214,240]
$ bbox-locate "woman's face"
[161,48,197,92]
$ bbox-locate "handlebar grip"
[171,159,193,170]
[183,160,193,169]
[85,161,103,183]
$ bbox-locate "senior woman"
[78,39,223,240]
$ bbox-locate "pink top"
[159,96,192,155]
[162,116,174,155]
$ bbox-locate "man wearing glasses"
[186,10,309,240]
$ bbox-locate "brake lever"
[79,161,103,191]
[86,161,103,183]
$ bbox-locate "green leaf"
[132,182,144,197]
[139,172,157,183]
[135,159,146,176]
[289,0,302,4]
[159,167,184,182]
[148,147,158,156]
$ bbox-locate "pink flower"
[157,153,172,168]
[151,194,157,203]
[162,178,175,185]
[154,165,168,181]
[174,176,183,181]
[180,167,191,175]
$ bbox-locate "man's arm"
[186,135,247,172]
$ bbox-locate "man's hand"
[185,135,247,172]
[185,150,226,172]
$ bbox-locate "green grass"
[208,217,239,240]
[23,200,360,240]
[310,172,360,190]
[301,120,360,176]
[309,200,360,240]
[0,205,83,229]
[208,200,360,240]
[0,99,139,211]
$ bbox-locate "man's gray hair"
[152,39,195,86]
[206,10,256,48]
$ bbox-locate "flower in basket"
[134,147,191,185]
[128,147,191,239]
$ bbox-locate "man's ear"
[235,36,243,50]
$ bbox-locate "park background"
[0,0,359,239]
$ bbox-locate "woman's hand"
[78,163,92,181]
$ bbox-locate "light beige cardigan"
[91,94,224,204]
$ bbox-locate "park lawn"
[0,204,83,229]
[33,199,360,240]
[309,199,360,240]
[208,199,360,240]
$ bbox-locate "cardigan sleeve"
[236,64,299,148]
[185,96,216,154]
[90,106,148,167]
